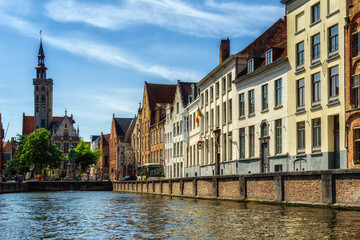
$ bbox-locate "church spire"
[35,30,47,79]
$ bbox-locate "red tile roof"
[22,114,74,135]
[22,114,34,135]
[146,82,176,124]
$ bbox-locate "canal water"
[0,192,360,239]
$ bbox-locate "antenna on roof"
[40,30,42,42]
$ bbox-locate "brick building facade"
[140,82,176,167]
[346,0,360,168]
[97,133,110,180]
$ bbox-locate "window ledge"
[295,108,306,115]
[310,104,322,111]
[227,88,232,92]
[274,105,283,110]
[295,28,305,36]
[310,60,321,68]
[248,113,255,118]
[311,149,322,156]
[327,99,340,107]
[309,19,321,28]
[295,67,305,74]
[228,120,232,124]
[268,153,288,159]
[261,109,269,113]
[326,9,340,19]
[238,116,246,120]
[327,52,340,62]
[296,152,306,157]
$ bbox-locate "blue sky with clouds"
[0,0,284,141]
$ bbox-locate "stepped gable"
[146,82,176,124]
[179,81,194,107]
[114,118,133,137]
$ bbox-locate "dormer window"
[266,49,273,65]
[248,59,254,73]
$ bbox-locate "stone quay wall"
[113,169,360,209]
[0,181,113,193]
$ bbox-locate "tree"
[19,128,63,174]
[6,134,28,177]
[74,140,101,173]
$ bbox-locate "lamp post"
[213,129,221,175]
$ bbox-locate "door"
[261,143,268,173]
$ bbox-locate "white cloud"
[45,0,283,38]
[0,12,202,82]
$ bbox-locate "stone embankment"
[0,181,113,193]
[113,169,360,209]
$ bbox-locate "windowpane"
[312,3,320,23]
[275,119,282,154]
[312,118,321,149]
[249,126,255,157]
[353,75,359,108]
[266,49,273,65]
[248,59,254,72]
[312,34,320,60]
[297,79,305,107]
[249,90,255,114]
[355,34,359,57]
[239,128,245,159]
[262,84,268,110]
[297,42,304,66]
[329,66,339,98]
[239,93,245,117]
[312,72,321,102]
[329,25,338,53]
[297,121,305,150]
[275,79,282,106]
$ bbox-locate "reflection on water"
[0,192,360,239]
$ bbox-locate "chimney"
[219,38,230,64]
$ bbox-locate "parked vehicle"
[137,163,165,181]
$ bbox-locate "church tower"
[33,34,53,130]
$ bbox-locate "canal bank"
[113,169,360,209]
[0,181,113,193]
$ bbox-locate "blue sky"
[0,0,284,141]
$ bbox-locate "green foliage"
[74,140,101,172]
[19,128,63,174]
[6,134,28,176]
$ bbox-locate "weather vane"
[40,30,42,41]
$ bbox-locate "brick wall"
[284,175,322,203]
[247,177,275,201]
[172,181,180,195]
[113,170,360,208]
[218,179,240,199]
[197,180,212,197]
[335,174,360,204]
[183,181,193,196]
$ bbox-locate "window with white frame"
[266,49,273,65]
[248,59,254,73]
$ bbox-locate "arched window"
[41,95,45,103]
[36,86,39,91]
[261,122,268,137]
[41,86,45,91]
[35,95,39,103]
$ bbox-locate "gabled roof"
[125,117,136,143]
[145,82,176,124]
[102,134,110,146]
[91,135,100,142]
[22,113,74,135]
[114,118,133,137]
[178,81,195,107]
[235,19,287,81]
[22,115,34,135]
